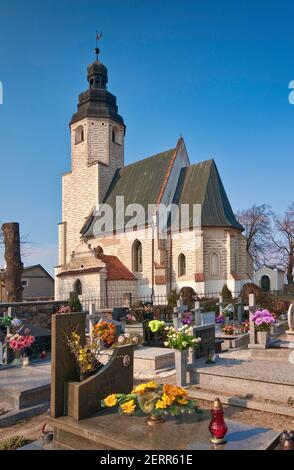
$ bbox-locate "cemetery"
[0,283,294,450]
[1,5,294,454]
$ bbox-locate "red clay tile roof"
[57,267,103,277]
[56,256,136,281]
[100,255,137,281]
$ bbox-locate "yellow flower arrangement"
[132,381,158,395]
[101,381,199,420]
[178,398,188,405]
[66,328,103,380]
[120,399,136,414]
[155,393,174,409]
[104,394,118,407]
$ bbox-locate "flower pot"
[257,331,269,346]
[146,414,165,426]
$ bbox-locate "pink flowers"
[126,313,136,322]
[58,305,71,314]
[250,309,276,332]
[8,333,35,351]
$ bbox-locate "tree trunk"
[1,223,23,302]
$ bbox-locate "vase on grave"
[256,331,269,346]
[146,414,165,426]
[175,349,188,387]
[11,351,22,367]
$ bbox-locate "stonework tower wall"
[60,117,124,265]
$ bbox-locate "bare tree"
[272,202,294,285]
[235,204,273,269]
[1,223,23,302]
[0,227,31,262]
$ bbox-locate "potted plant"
[250,309,276,346]
[101,381,199,425]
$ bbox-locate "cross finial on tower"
[95,31,103,61]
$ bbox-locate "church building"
[55,49,253,305]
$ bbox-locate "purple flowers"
[250,309,276,331]
[216,315,225,324]
[181,312,193,325]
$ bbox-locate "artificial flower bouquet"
[241,320,250,333]
[222,324,234,336]
[57,305,71,314]
[115,332,139,347]
[215,315,225,324]
[250,309,276,332]
[8,332,35,352]
[66,329,103,380]
[148,320,165,333]
[164,324,201,351]
[125,313,137,324]
[94,321,117,347]
[181,312,193,325]
[101,381,198,423]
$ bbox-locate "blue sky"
[0,0,293,274]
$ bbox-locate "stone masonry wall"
[61,117,124,265]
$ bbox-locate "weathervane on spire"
[95,31,103,61]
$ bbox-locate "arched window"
[75,125,84,145]
[74,279,82,295]
[210,252,220,277]
[132,240,142,272]
[112,126,121,144]
[178,253,186,277]
[261,275,270,292]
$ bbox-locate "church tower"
[58,46,125,265]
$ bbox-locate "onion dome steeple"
[70,34,125,128]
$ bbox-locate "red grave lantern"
[208,398,228,445]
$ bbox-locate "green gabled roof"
[82,147,176,236]
[173,159,243,230]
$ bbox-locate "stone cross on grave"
[236,296,244,323]
[286,304,294,335]
[172,298,188,330]
[217,295,223,316]
[191,301,202,326]
[247,294,256,346]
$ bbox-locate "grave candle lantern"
[209,398,228,445]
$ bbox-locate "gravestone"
[286,304,294,335]
[50,312,134,421]
[236,297,244,323]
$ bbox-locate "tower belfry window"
[75,125,84,145]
